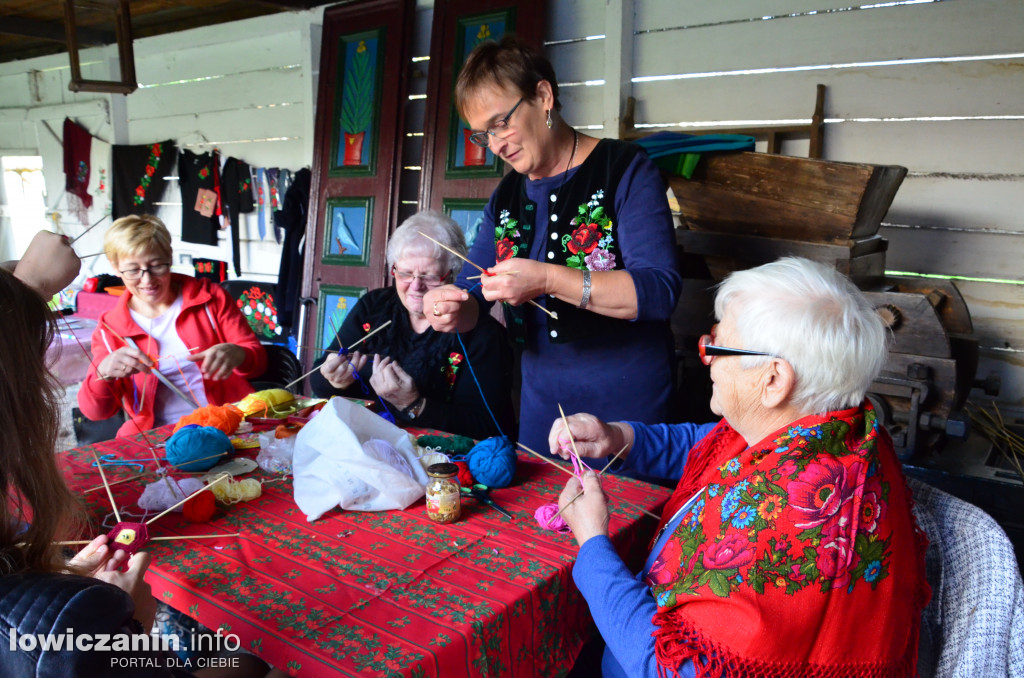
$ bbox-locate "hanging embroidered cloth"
[178,148,220,245]
[63,118,93,224]
[648,403,930,677]
[87,135,111,219]
[221,157,255,276]
[111,140,176,219]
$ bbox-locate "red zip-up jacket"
[77,274,266,437]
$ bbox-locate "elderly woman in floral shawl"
[550,257,930,678]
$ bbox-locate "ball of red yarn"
[454,461,474,488]
[182,490,216,523]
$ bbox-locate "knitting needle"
[557,403,585,469]
[561,444,630,518]
[57,533,241,546]
[78,252,105,259]
[145,473,230,525]
[282,320,392,391]
[466,271,519,280]
[418,231,559,320]
[84,472,149,494]
[69,214,109,245]
[515,441,575,478]
[91,449,122,523]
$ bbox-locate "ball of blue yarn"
[465,436,517,488]
[165,425,231,472]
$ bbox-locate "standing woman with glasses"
[310,211,514,439]
[78,215,266,438]
[424,35,682,456]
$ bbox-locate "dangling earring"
[546,109,553,129]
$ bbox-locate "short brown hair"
[0,270,86,574]
[104,214,173,267]
[455,34,560,121]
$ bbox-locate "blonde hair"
[104,214,173,268]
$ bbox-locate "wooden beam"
[0,16,113,45]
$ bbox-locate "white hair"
[714,257,888,413]
[386,210,466,276]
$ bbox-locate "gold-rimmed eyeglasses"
[119,263,171,281]
[390,264,452,287]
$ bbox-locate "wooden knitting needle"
[69,214,109,245]
[516,441,575,478]
[466,271,519,280]
[145,473,230,525]
[283,320,392,391]
[84,472,149,494]
[557,403,585,469]
[57,533,241,546]
[91,449,122,523]
[418,231,559,320]
[555,442,635,518]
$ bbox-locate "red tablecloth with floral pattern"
[60,426,671,677]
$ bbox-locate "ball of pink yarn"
[534,502,570,532]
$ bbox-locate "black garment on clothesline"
[221,157,255,276]
[273,167,310,333]
[111,140,176,219]
[178,148,220,246]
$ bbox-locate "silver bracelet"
[578,269,592,309]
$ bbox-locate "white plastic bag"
[292,397,428,520]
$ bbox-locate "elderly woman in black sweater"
[311,211,514,439]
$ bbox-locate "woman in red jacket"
[78,215,266,437]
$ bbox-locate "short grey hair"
[386,210,466,276]
[714,257,888,414]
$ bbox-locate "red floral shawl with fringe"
[645,402,930,677]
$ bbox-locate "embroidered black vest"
[492,139,643,345]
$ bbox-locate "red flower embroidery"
[496,238,515,262]
[567,223,602,255]
[145,165,155,176]
[135,186,145,196]
[362,323,371,332]
[702,533,755,570]
[236,299,244,308]
[151,144,162,157]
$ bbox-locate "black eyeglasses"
[698,333,774,366]
[468,97,525,147]
[119,263,171,281]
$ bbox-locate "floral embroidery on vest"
[442,352,463,389]
[133,143,165,205]
[495,210,522,262]
[561,189,616,271]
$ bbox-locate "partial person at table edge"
[310,210,515,440]
[551,257,930,677]
[423,35,683,456]
[78,214,266,438]
[0,268,283,678]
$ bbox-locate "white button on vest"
[546,251,555,259]
[550,330,558,338]
[549,194,557,202]
[550,213,558,222]
[550,232,558,240]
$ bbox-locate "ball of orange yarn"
[174,403,244,435]
[182,489,216,523]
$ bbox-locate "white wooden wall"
[1,0,1022,417]
[0,9,321,283]
[546,0,1024,418]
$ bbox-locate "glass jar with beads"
[425,462,461,524]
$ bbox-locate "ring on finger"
[432,301,441,317]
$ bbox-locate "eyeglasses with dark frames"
[468,97,525,148]
[698,333,774,366]
[119,263,171,281]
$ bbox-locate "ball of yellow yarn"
[208,477,262,504]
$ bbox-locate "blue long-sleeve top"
[573,420,717,677]
[457,148,684,454]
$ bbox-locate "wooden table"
[61,426,670,677]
